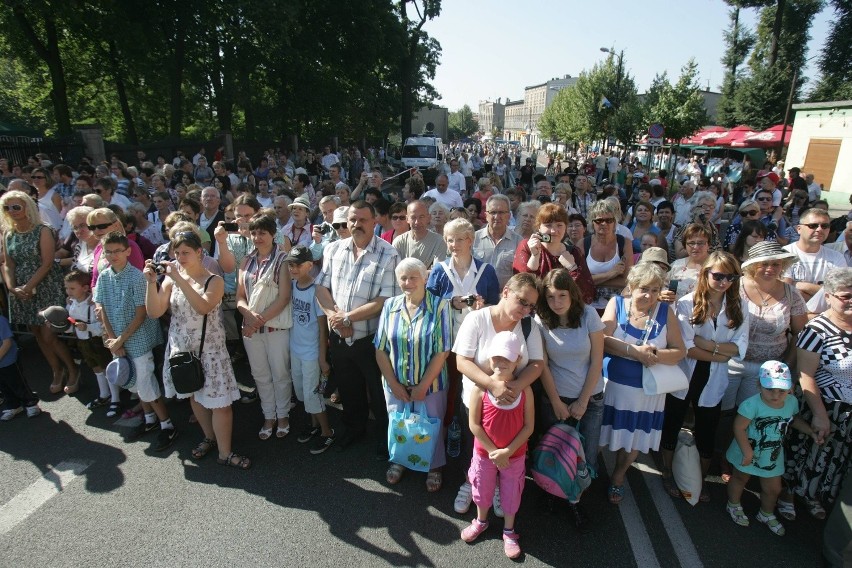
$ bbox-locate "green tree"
[539,53,641,146]
[717,5,756,126]
[809,0,852,102]
[645,59,708,142]
[448,105,479,139]
[734,0,823,129]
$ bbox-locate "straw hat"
[740,240,796,269]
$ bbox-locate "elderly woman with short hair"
[673,190,721,258]
[514,201,539,240]
[127,201,165,246]
[600,262,687,504]
[430,202,449,237]
[55,205,97,272]
[780,267,852,521]
[375,257,453,491]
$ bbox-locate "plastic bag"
[673,429,702,506]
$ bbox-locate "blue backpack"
[532,423,595,502]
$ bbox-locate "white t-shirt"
[448,171,466,193]
[783,244,848,285]
[808,182,822,203]
[607,156,620,174]
[452,308,544,409]
[423,187,463,209]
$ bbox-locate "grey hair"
[690,190,715,208]
[395,257,428,280]
[626,262,667,291]
[486,194,510,210]
[823,267,852,295]
[429,202,449,215]
[517,201,540,216]
[319,195,340,207]
[126,201,148,216]
[66,205,94,224]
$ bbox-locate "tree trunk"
[769,0,786,67]
[10,9,72,136]
[107,40,138,145]
[168,33,185,138]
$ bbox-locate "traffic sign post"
[649,123,665,139]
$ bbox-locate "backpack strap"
[521,316,532,340]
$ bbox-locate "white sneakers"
[453,482,504,517]
[1,405,41,421]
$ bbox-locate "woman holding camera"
[512,203,596,305]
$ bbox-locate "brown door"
[802,138,841,191]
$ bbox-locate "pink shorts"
[467,451,526,516]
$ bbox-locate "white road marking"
[602,451,661,568]
[0,460,91,535]
[636,454,704,568]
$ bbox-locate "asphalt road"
[0,337,829,568]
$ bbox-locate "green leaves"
[644,60,708,142]
[448,105,479,139]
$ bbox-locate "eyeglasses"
[103,248,127,256]
[686,241,708,248]
[512,292,535,311]
[829,293,852,304]
[332,222,346,230]
[391,215,407,221]
[708,271,739,282]
[801,222,830,230]
[593,218,615,225]
[88,222,114,231]
[742,210,759,217]
[3,204,23,212]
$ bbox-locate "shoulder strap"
[641,302,662,345]
[583,235,592,253]
[616,234,625,258]
[521,316,532,340]
[197,275,216,357]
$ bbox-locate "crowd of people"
[0,145,850,563]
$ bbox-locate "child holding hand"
[726,360,821,536]
[462,331,534,559]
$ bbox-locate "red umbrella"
[730,124,792,148]
[681,126,727,145]
[705,125,755,147]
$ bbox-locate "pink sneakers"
[460,519,488,543]
[503,531,521,559]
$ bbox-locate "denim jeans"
[540,392,604,472]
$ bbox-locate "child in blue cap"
[725,360,822,535]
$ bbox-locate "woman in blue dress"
[600,262,686,504]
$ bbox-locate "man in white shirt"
[594,153,607,186]
[93,177,131,210]
[672,180,696,227]
[607,153,620,184]
[273,195,293,233]
[329,164,346,189]
[320,146,339,176]
[459,152,474,195]
[392,200,445,268]
[805,173,822,204]
[825,220,852,267]
[782,209,848,302]
[447,159,466,196]
[423,174,464,209]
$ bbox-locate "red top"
[380,229,395,244]
[512,239,596,305]
[475,389,527,458]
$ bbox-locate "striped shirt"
[92,264,162,358]
[374,291,452,393]
[796,314,852,404]
[318,235,400,342]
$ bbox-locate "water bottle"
[447,416,461,458]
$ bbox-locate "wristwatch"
[343,314,352,327]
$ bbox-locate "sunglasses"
[88,222,114,231]
[391,215,407,221]
[708,271,739,283]
[742,210,759,217]
[30,175,46,179]
[801,222,830,230]
[332,222,346,230]
[3,204,23,212]
[593,218,615,225]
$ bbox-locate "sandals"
[122,407,143,420]
[661,473,682,498]
[804,497,826,520]
[86,397,110,410]
[258,425,274,440]
[217,452,251,470]
[276,424,290,439]
[106,403,121,418]
[726,502,750,526]
[756,510,785,536]
[192,438,217,460]
[386,463,404,485]
[426,471,442,493]
[776,499,796,521]
[608,484,625,505]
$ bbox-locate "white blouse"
[675,292,750,407]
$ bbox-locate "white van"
[402,136,443,183]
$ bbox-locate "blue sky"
[425,0,832,110]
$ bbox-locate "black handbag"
[169,276,213,394]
